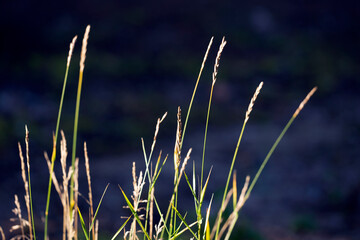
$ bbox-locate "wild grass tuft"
[4,26,317,240]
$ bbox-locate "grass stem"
[44,35,77,239]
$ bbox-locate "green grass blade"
[119,186,151,240]
[174,212,187,236]
[200,167,212,203]
[77,208,89,240]
[153,196,170,236]
[111,215,132,240]
[183,172,198,207]
[170,203,198,240]
[89,184,109,232]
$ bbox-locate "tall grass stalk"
[180,37,213,150]
[214,81,263,240]
[199,37,226,239]
[70,25,90,217]
[214,86,317,240]
[25,126,36,240]
[44,35,77,240]
[244,87,318,201]
[18,126,36,240]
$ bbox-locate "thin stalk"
[244,117,294,200]
[70,69,83,211]
[245,86,318,200]
[27,157,36,240]
[214,81,262,240]
[160,169,184,239]
[200,37,227,239]
[221,87,317,239]
[180,37,214,150]
[198,84,214,239]
[214,122,245,239]
[44,35,77,239]
[70,25,90,219]
[200,85,214,194]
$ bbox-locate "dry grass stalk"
[217,176,250,240]
[178,148,192,185]
[45,152,61,196]
[210,189,233,239]
[151,112,168,152]
[45,132,77,240]
[94,220,99,240]
[0,226,5,240]
[17,144,30,237]
[84,142,95,240]
[154,218,164,240]
[17,126,32,240]
[212,37,227,86]
[245,82,263,124]
[10,195,28,240]
[130,162,146,240]
[149,187,154,240]
[67,36,78,67]
[293,86,318,118]
[80,25,90,72]
[174,107,182,174]
[24,126,32,240]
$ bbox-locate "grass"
[1,26,317,240]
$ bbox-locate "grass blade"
[111,215,132,240]
[89,184,109,232]
[183,171,198,207]
[170,203,198,240]
[119,186,151,240]
[202,194,213,240]
[200,167,212,203]
[77,208,89,240]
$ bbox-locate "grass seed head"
[293,86,318,118]
[212,37,227,85]
[245,82,263,124]
[80,25,90,72]
[67,35,78,67]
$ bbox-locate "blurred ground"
[0,0,359,239]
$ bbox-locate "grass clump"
[2,26,317,240]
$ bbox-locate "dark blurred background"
[0,0,359,239]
